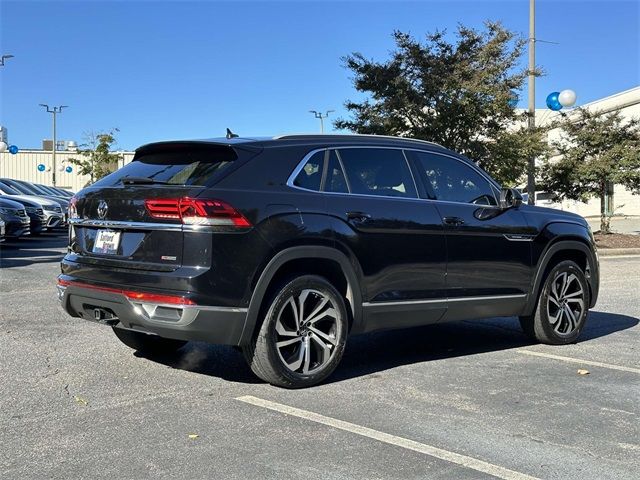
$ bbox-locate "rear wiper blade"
[121,176,170,185]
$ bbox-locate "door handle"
[346,211,372,222]
[443,216,465,226]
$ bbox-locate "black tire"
[242,275,348,388]
[520,260,590,345]
[112,327,187,353]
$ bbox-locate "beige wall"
[0,150,134,192]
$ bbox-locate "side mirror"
[499,188,523,209]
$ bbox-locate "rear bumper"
[57,276,248,346]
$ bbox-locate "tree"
[540,108,640,233]
[69,129,122,185]
[334,22,549,185]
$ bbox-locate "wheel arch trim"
[525,239,598,315]
[239,246,363,345]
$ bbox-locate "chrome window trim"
[286,145,501,206]
[287,148,327,194]
[363,293,526,308]
[287,146,421,200]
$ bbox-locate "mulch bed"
[593,233,640,249]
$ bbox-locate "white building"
[0,148,134,192]
[533,86,640,217]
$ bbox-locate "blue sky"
[1,0,638,150]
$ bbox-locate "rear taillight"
[144,197,251,228]
[144,199,181,220]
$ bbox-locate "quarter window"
[293,151,324,191]
[415,152,497,205]
[337,148,417,198]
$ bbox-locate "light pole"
[39,104,68,186]
[0,54,14,67]
[526,0,536,205]
[309,110,334,133]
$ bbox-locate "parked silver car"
[0,183,64,230]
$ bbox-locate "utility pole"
[526,0,536,205]
[309,110,334,133]
[39,104,68,186]
[0,54,14,67]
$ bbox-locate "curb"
[597,248,640,257]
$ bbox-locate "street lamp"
[39,104,68,186]
[0,54,14,67]
[309,110,334,133]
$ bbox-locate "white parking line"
[517,350,640,374]
[236,395,540,480]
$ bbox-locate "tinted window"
[93,147,237,187]
[293,151,324,191]
[325,150,349,193]
[338,148,417,198]
[415,152,497,205]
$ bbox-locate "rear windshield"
[93,146,238,187]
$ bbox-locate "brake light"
[144,198,251,228]
[57,278,196,305]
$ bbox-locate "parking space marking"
[517,350,640,374]
[237,395,540,480]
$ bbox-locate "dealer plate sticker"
[93,229,121,255]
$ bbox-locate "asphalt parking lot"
[1,233,638,480]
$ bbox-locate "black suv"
[58,135,599,388]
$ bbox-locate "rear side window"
[93,147,237,187]
[293,151,324,191]
[337,148,417,198]
[415,152,497,205]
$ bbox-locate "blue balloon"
[37,163,46,172]
[546,91,562,111]
[65,166,73,173]
[8,145,18,154]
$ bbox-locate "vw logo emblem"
[97,200,108,219]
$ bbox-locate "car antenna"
[226,128,239,139]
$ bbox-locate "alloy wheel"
[546,271,585,336]
[274,289,339,375]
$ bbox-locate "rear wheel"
[243,275,348,388]
[520,260,590,344]
[112,327,187,353]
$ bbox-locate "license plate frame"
[92,229,121,255]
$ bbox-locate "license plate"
[93,229,121,255]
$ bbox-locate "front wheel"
[112,327,187,354]
[243,275,348,388]
[520,260,590,345]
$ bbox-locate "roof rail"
[272,133,440,146]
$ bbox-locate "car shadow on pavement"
[135,343,263,385]
[327,311,638,384]
[0,233,68,268]
[136,311,638,386]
